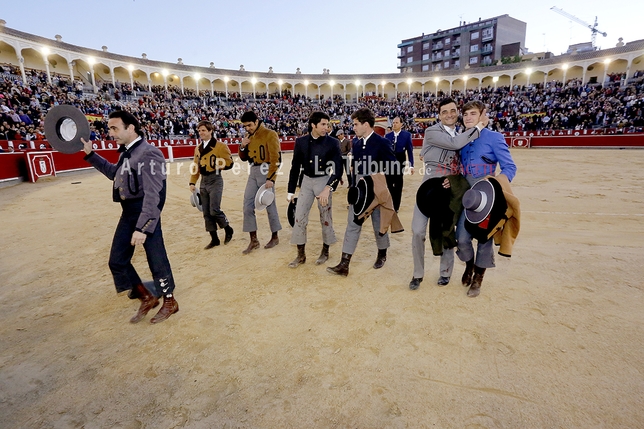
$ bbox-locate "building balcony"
[453,38,461,46]
[432,43,443,50]
[481,46,493,54]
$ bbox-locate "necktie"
[393,134,397,151]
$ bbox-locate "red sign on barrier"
[26,151,56,182]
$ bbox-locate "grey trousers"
[290,175,336,246]
[411,204,455,279]
[455,210,495,268]
[341,205,389,255]
[200,173,228,232]
[242,164,282,233]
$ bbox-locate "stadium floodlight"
[525,68,533,86]
[602,59,612,88]
[87,57,95,66]
[493,76,499,90]
[41,47,50,56]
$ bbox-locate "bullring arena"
[2,23,644,429]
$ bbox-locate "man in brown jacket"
[189,120,234,249]
[238,111,282,254]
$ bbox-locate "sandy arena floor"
[1,148,643,428]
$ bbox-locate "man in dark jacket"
[81,110,178,324]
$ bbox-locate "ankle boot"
[224,224,234,244]
[204,231,220,249]
[289,244,306,268]
[264,231,279,249]
[462,258,475,286]
[243,231,260,254]
[150,294,179,323]
[467,266,486,298]
[327,252,352,277]
[373,248,387,269]
[130,283,160,323]
[315,243,330,265]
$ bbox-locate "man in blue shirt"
[457,100,517,298]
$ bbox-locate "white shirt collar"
[362,131,374,142]
[125,136,142,151]
[443,124,456,137]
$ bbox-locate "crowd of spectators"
[1,61,644,151]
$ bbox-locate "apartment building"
[397,14,526,73]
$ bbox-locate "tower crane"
[550,6,607,49]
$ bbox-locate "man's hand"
[287,192,294,202]
[316,186,331,207]
[442,177,451,189]
[80,137,93,155]
[189,184,196,193]
[409,166,415,175]
[241,137,250,148]
[265,180,274,189]
[131,231,147,246]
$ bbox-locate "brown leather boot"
[130,283,159,324]
[327,252,352,277]
[288,244,306,268]
[462,258,475,286]
[264,232,279,249]
[373,248,387,269]
[315,243,330,265]
[243,231,260,254]
[467,266,486,298]
[150,295,179,324]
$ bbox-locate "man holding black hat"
[81,110,178,324]
[457,100,517,297]
[238,111,282,254]
[286,112,342,268]
[327,107,398,277]
[409,98,488,290]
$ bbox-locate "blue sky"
[2,0,642,74]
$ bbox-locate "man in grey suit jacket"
[409,98,488,290]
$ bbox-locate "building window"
[469,57,478,65]
[423,42,429,50]
[407,45,413,53]
[407,57,413,63]
[482,27,493,40]
[445,37,451,44]
[471,31,479,40]
[422,53,429,60]
[444,61,450,69]
[422,64,429,71]
[454,60,460,69]
[470,44,479,53]
[444,49,450,57]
